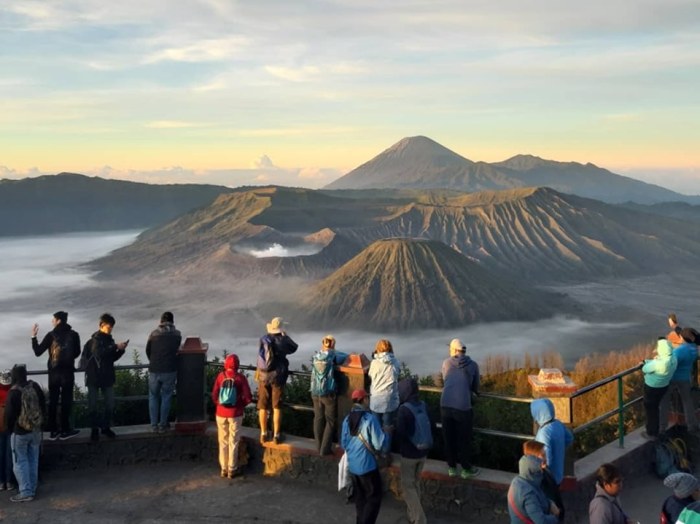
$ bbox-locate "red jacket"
[211,354,252,418]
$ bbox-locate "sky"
[1,0,699,192]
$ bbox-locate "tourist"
[660,328,699,434]
[30,311,81,440]
[341,389,388,524]
[211,353,252,478]
[5,364,46,502]
[145,311,182,433]
[310,335,347,455]
[507,443,560,524]
[662,472,700,523]
[667,313,684,347]
[256,317,298,445]
[677,500,700,523]
[0,369,16,491]
[589,463,638,524]
[440,338,480,478]
[641,338,677,439]
[80,312,129,441]
[522,439,564,522]
[397,377,431,524]
[368,339,400,440]
[530,398,573,486]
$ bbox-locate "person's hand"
[31,323,39,337]
[117,340,129,350]
[549,501,560,517]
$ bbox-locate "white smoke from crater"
[246,243,323,258]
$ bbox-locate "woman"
[589,463,637,524]
[641,338,677,439]
[368,339,400,437]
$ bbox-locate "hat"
[0,370,11,386]
[449,338,466,352]
[680,327,697,344]
[351,389,368,402]
[266,317,285,335]
[664,472,700,499]
[53,311,68,324]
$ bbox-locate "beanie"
[664,472,700,499]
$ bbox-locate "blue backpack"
[257,335,274,372]
[218,376,237,407]
[402,401,433,450]
[311,350,336,397]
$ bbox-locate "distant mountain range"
[325,136,699,205]
[0,173,231,236]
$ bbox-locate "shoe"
[7,484,17,491]
[59,429,80,441]
[447,467,457,478]
[229,468,240,478]
[151,426,159,433]
[10,494,34,503]
[641,431,658,441]
[273,433,283,445]
[260,431,269,444]
[461,466,480,479]
[48,431,59,441]
[220,469,227,478]
[102,428,116,439]
[90,428,99,442]
[0,483,7,491]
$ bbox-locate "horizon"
[1,1,699,192]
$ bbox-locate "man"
[341,389,388,524]
[80,313,128,441]
[31,311,81,440]
[256,317,297,445]
[5,364,46,503]
[440,338,480,479]
[145,311,181,433]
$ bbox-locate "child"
[211,354,252,478]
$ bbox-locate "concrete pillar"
[337,353,370,434]
[175,337,209,434]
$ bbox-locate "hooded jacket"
[82,331,125,388]
[507,454,558,524]
[531,398,574,486]
[146,322,182,374]
[211,354,252,418]
[671,342,698,383]
[588,482,628,524]
[341,405,388,476]
[32,322,81,374]
[397,378,430,459]
[642,339,677,388]
[368,352,400,414]
[678,500,700,524]
[440,354,480,411]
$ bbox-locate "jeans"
[351,469,383,524]
[88,385,115,430]
[0,431,15,485]
[149,372,177,428]
[11,431,41,497]
[400,456,426,524]
[441,407,474,469]
[48,370,75,433]
[312,394,337,455]
[644,384,669,436]
[659,380,698,432]
[216,415,242,472]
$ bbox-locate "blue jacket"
[531,398,573,486]
[671,342,698,382]
[440,354,479,411]
[341,406,388,476]
[508,455,558,524]
[642,339,677,388]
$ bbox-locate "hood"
[398,377,419,404]
[53,323,72,334]
[158,321,177,333]
[446,353,472,369]
[519,454,544,483]
[530,398,555,426]
[348,407,367,435]
[374,352,396,364]
[224,354,239,373]
[657,339,673,358]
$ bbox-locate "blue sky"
[0,0,699,192]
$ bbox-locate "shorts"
[257,382,284,410]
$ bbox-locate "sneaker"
[461,466,480,479]
[90,428,99,442]
[10,494,34,503]
[151,426,159,433]
[59,429,80,441]
[48,431,60,441]
[101,428,116,439]
[260,431,269,444]
[273,434,282,445]
[229,468,240,478]
[7,484,17,491]
[220,469,227,478]
[447,467,457,478]
[641,431,657,441]
[0,483,7,491]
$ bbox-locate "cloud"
[144,120,207,129]
[143,36,249,64]
[264,65,321,82]
[251,155,277,169]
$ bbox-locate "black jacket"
[4,381,46,435]
[146,322,181,373]
[81,331,125,388]
[32,323,81,374]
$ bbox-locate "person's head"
[522,440,546,465]
[449,338,466,357]
[664,472,700,500]
[53,311,68,327]
[99,312,116,334]
[351,388,369,406]
[680,327,697,345]
[160,311,174,324]
[656,338,673,358]
[0,369,11,386]
[10,364,27,386]
[375,339,393,354]
[322,335,336,350]
[596,463,623,496]
[267,317,284,335]
[224,353,240,373]
[668,313,678,328]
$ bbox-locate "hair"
[160,311,174,323]
[53,311,68,324]
[523,440,545,457]
[322,336,335,349]
[11,364,27,386]
[669,313,678,324]
[99,312,116,327]
[375,339,393,354]
[596,463,622,485]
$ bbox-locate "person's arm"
[367,414,388,454]
[4,390,19,433]
[31,331,53,357]
[33,382,47,414]
[211,373,221,405]
[641,359,657,374]
[340,417,351,450]
[72,331,81,361]
[396,405,414,445]
[565,426,574,448]
[145,336,152,361]
[471,362,481,396]
[521,490,559,524]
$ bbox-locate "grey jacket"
[588,482,628,524]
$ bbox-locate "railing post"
[336,353,370,438]
[175,337,209,434]
[617,376,625,448]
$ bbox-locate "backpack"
[402,401,433,450]
[49,332,75,369]
[218,375,237,407]
[17,381,43,431]
[311,350,336,397]
[257,335,274,372]
[654,436,691,478]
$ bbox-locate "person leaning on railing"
[641,338,677,440]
